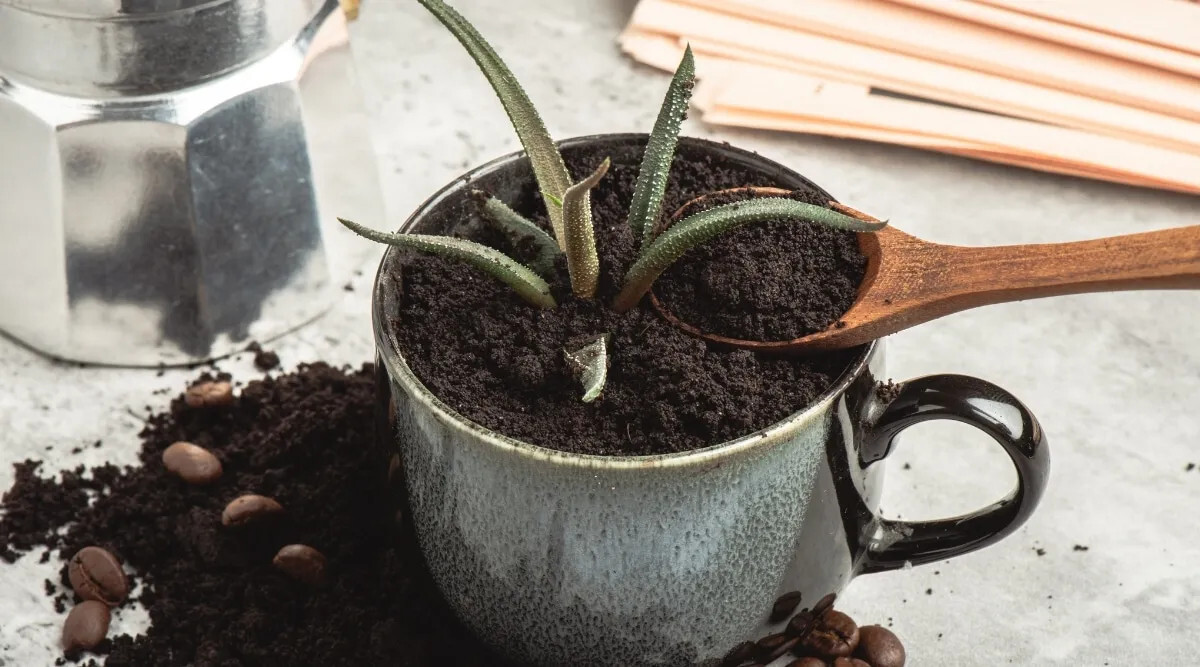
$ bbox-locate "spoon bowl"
[651,189,1200,353]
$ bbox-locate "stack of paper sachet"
[621,0,1200,193]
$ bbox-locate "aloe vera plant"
[338,0,887,402]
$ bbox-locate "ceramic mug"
[373,135,1050,666]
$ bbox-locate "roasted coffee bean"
[832,658,870,667]
[722,640,756,666]
[787,658,828,667]
[67,546,129,606]
[856,625,906,667]
[221,494,284,527]
[184,381,234,408]
[812,593,837,617]
[789,593,838,638]
[770,591,803,622]
[61,600,110,652]
[755,632,798,662]
[162,442,223,485]
[787,609,817,638]
[800,610,859,658]
[273,544,326,586]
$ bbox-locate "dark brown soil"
[653,188,866,342]
[389,145,867,456]
[0,364,511,666]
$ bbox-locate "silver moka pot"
[0,0,383,365]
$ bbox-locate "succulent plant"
[474,190,559,277]
[337,217,556,309]
[338,0,887,402]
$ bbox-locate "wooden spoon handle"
[934,224,1200,306]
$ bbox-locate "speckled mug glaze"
[373,135,1049,667]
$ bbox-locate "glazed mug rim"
[372,132,877,470]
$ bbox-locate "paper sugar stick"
[618,21,1200,192]
[884,0,1200,77]
[618,29,691,73]
[629,1,1200,151]
[701,108,1185,192]
[706,70,1200,193]
[970,0,1200,56]
[620,35,1183,191]
[701,108,983,151]
[661,0,1200,122]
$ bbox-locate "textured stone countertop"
[2,1,1199,665]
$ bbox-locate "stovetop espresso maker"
[0,0,383,365]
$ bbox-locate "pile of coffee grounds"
[653,188,867,342]
[0,364,510,666]
[390,144,866,456]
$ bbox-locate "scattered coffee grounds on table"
[246,342,281,371]
[390,143,866,456]
[0,364,512,666]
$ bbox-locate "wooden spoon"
[649,187,1200,353]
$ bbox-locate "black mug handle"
[858,374,1050,574]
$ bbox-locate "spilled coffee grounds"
[0,363,510,666]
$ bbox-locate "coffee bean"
[755,632,799,662]
[273,544,326,586]
[855,625,906,667]
[832,658,870,667]
[61,600,110,652]
[721,640,756,666]
[770,591,803,622]
[789,593,838,638]
[184,381,234,408]
[801,610,859,658]
[787,609,816,638]
[812,593,837,617]
[787,658,828,667]
[67,547,129,606]
[162,442,222,485]
[221,494,284,527]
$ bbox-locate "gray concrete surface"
[3,1,1199,664]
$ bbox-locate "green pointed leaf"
[417,0,572,247]
[476,191,560,277]
[611,198,887,312]
[562,158,610,298]
[338,217,556,309]
[564,334,609,403]
[629,45,695,248]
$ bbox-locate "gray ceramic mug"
[374,135,1050,667]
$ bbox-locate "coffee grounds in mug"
[0,364,906,666]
